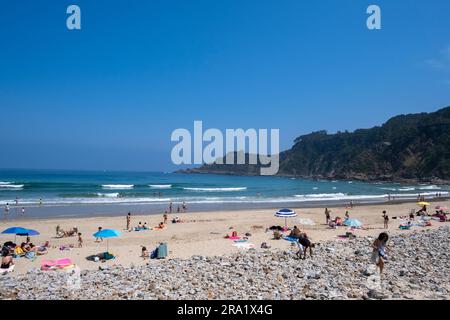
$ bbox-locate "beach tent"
[343,218,362,228]
[92,229,121,253]
[1,226,29,242]
[275,209,297,229]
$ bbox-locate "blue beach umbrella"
[92,229,121,252]
[2,227,29,242]
[17,229,40,236]
[275,209,298,229]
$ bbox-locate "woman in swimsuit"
[371,232,390,274]
[1,251,14,269]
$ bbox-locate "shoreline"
[1,195,448,221]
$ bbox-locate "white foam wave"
[418,185,440,190]
[0,182,12,185]
[397,187,415,191]
[295,193,346,199]
[183,187,247,192]
[96,193,119,198]
[0,184,24,189]
[101,184,134,190]
[380,187,397,191]
[149,184,172,189]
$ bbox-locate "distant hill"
[179,106,450,183]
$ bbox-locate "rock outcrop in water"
[180,107,450,183]
[1,227,448,300]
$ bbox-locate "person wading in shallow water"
[371,232,390,274]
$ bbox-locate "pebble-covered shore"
[1,227,448,300]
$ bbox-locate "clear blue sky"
[1,0,449,171]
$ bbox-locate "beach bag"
[232,231,238,238]
[157,243,168,259]
[25,251,35,259]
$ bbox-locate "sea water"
[0,169,448,218]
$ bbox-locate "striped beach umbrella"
[275,209,297,229]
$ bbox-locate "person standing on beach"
[182,201,187,212]
[15,197,19,206]
[96,227,103,242]
[126,212,131,231]
[169,202,173,213]
[325,208,331,224]
[382,211,389,229]
[371,233,390,274]
[78,233,83,248]
[4,203,9,214]
[163,213,168,224]
[21,207,25,215]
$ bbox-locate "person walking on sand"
[382,211,389,229]
[371,232,390,274]
[169,202,173,213]
[78,233,83,248]
[21,207,25,215]
[163,213,168,224]
[325,208,331,224]
[126,212,131,231]
[4,203,9,214]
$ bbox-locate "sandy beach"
[1,199,448,275]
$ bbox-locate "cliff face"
[179,107,450,182]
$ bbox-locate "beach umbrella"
[343,218,362,228]
[17,229,40,237]
[92,229,121,253]
[417,202,430,206]
[1,227,29,243]
[275,209,297,229]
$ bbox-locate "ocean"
[0,169,448,219]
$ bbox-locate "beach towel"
[0,265,14,275]
[227,236,241,240]
[41,258,73,270]
[232,243,255,250]
[233,239,248,243]
[283,236,298,243]
[297,218,315,226]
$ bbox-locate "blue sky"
[0,0,449,171]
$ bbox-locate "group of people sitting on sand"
[1,238,49,271]
[325,208,351,229]
[56,225,78,238]
[286,226,315,259]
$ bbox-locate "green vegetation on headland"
[179,106,450,183]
